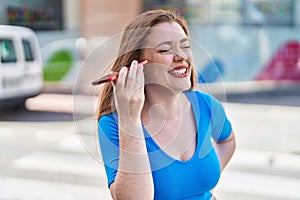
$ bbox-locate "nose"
[174,49,188,61]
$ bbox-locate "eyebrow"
[154,38,189,48]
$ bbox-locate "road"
[0,90,300,200]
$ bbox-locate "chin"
[172,82,191,93]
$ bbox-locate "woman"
[97,9,236,200]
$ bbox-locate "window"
[6,0,63,31]
[22,39,34,61]
[0,39,17,63]
[205,0,294,26]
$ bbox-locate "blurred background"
[0,0,300,199]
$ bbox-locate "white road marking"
[26,93,96,115]
[216,170,300,200]
[0,177,112,200]
[0,127,14,138]
[229,149,300,172]
[13,151,104,178]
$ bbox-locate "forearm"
[111,119,154,200]
[214,132,236,171]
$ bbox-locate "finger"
[126,60,138,89]
[111,71,117,88]
[136,63,144,88]
[115,66,128,90]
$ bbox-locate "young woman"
[97,9,236,200]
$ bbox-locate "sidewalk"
[196,80,300,106]
[197,80,300,95]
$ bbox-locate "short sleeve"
[98,113,119,188]
[210,96,232,142]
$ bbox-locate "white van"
[0,25,43,107]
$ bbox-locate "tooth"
[170,68,187,75]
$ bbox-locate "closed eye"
[157,49,171,53]
[181,45,190,49]
[180,38,191,49]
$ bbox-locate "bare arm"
[214,131,236,171]
[110,120,153,200]
[110,61,154,200]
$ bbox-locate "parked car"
[0,25,43,108]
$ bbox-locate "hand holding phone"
[92,60,148,86]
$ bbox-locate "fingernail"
[132,60,138,65]
[120,67,127,72]
[138,64,144,71]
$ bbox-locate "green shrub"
[43,50,73,81]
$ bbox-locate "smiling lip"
[168,66,190,78]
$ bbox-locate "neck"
[142,85,186,124]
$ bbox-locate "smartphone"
[92,60,148,85]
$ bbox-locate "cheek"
[152,54,174,65]
[144,67,155,85]
[144,65,161,78]
[144,64,167,85]
[186,50,193,63]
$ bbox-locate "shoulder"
[99,112,118,124]
[98,113,119,132]
[98,113,119,144]
[185,90,227,120]
[185,90,219,107]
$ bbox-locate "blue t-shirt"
[98,90,232,200]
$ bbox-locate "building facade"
[1,0,300,81]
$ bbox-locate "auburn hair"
[96,9,196,120]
